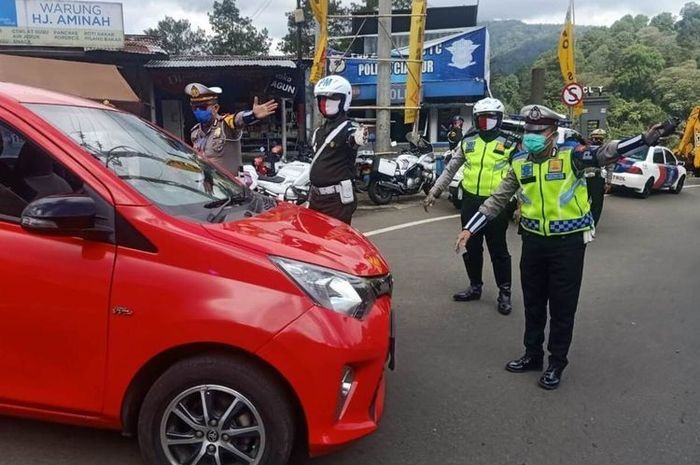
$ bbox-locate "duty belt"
[312,184,342,195]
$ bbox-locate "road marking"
[684,184,700,189]
[364,214,461,237]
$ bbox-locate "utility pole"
[376,0,392,154]
[294,0,306,143]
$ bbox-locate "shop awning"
[0,54,139,102]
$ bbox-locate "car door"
[0,117,115,414]
[662,149,680,188]
[651,148,666,189]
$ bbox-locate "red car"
[0,83,393,465]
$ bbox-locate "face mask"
[193,108,213,124]
[318,97,341,118]
[522,133,548,153]
[476,115,499,131]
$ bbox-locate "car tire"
[671,175,685,194]
[138,354,295,465]
[638,178,654,199]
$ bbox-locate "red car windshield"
[26,104,261,222]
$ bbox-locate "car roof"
[0,82,110,109]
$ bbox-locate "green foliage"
[208,0,271,56]
[490,3,700,137]
[144,17,209,55]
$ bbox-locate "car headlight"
[271,256,391,319]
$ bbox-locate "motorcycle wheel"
[368,180,394,205]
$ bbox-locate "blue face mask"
[522,133,547,153]
[193,108,213,124]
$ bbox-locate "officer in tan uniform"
[185,83,278,175]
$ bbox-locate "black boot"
[497,283,512,315]
[453,283,482,302]
[505,354,543,373]
[538,365,565,390]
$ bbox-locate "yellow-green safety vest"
[511,148,593,236]
[461,135,514,197]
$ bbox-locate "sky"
[121,0,693,49]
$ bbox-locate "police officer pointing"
[455,105,675,390]
[309,75,368,225]
[185,83,278,175]
[425,98,517,315]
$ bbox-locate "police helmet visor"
[476,113,502,131]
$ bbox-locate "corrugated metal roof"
[86,34,167,55]
[145,55,297,69]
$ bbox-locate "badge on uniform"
[545,159,566,180]
[495,143,505,154]
[521,162,533,178]
[214,127,222,138]
[464,140,476,152]
[330,141,336,148]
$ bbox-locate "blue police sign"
[329,27,489,102]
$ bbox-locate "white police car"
[610,146,687,198]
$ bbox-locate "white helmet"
[473,97,505,132]
[314,75,353,112]
[473,97,505,115]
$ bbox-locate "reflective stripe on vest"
[512,148,593,236]
[460,136,513,197]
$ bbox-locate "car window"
[653,149,665,164]
[0,120,85,221]
[664,150,677,165]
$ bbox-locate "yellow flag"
[558,1,583,116]
[404,0,426,124]
[309,0,328,83]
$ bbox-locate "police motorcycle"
[354,147,375,192]
[255,160,311,204]
[367,132,437,205]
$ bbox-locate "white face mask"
[476,115,499,131]
[318,97,341,118]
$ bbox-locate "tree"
[654,61,700,117]
[607,97,666,138]
[650,12,676,32]
[611,44,664,100]
[490,74,523,113]
[144,17,209,55]
[208,0,271,56]
[278,0,349,56]
[676,2,700,46]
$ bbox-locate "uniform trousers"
[309,189,357,225]
[520,231,586,368]
[587,175,606,226]
[460,191,512,287]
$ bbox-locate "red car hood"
[202,203,389,277]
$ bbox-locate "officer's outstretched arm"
[430,148,465,198]
[463,169,520,234]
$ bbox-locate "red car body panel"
[0,83,392,457]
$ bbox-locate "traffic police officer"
[425,98,517,315]
[185,83,278,175]
[456,105,675,389]
[586,128,612,226]
[447,115,465,151]
[309,75,368,225]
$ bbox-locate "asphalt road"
[2,181,700,465]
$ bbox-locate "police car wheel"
[671,176,685,194]
[138,354,295,465]
[638,178,654,199]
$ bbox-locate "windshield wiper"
[205,190,247,223]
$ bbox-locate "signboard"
[266,72,299,100]
[0,0,124,48]
[330,27,489,101]
[561,82,584,107]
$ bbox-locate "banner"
[309,0,328,83]
[330,27,488,102]
[0,0,124,48]
[404,0,426,125]
[558,0,583,116]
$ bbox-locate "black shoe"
[453,284,482,302]
[505,354,543,373]
[497,283,512,315]
[538,365,564,390]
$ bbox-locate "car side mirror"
[21,195,99,238]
